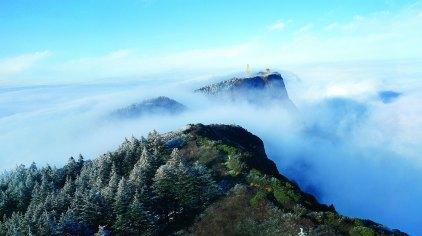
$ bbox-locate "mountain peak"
[195,71,295,108]
[111,96,187,119]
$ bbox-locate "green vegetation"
[196,136,246,176]
[250,189,267,206]
[247,169,301,207]
[224,153,245,176]
[349,226,376,236]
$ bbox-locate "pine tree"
[36,211,56,236]
[113,213,130,234]
[57,208,92,235]
[72,188,108,229]
[147,130,164,156]
[95,156,113,187]
[102,166,119,204]
[65,156,78,179]
[112,177,135,233]
[4,212,25,235]
[114,177,132,215]
[77,154,85,169]
[129,148,161,189]
[153,149,219,220]
[127,195,152,233]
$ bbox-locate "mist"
[0,61,421,234]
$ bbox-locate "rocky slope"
[195,71,296,108]
[111,96,187,119]
[0,124,406,235]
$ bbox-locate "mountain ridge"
[0,124,406,235]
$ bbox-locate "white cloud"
[44,43,256,83]
[2,4,422,84]
[0,51,51,80]
[265,4,422,65]
[297,24,313,33]
[267,20,285,31]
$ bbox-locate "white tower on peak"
[245,64,251,75]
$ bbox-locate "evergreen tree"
[147,130,164,156]
[95,156,113,187]
[65,156,78,179]
[102,167,119,205]
[57,208,92,235]
[36,211,56,235]
[71,188,108,229]
[129,148,161,188]
[127,195,152,233]
[153,149,219,221]
[4,212,25,235]
[114,177,132,215]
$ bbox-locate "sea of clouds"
[0,61,421,234]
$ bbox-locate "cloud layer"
[0,51,50,80]
[0,61,421,234]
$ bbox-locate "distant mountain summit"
[195,70,295,108]
[378,90,402,104]
[112,96,187,118]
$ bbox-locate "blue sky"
[0,0,421,83]
[1,1,422,234]
[0,0,416,56]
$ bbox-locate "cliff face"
[177,124,405,235]
[0,124,406,235]
[195,72,295,108]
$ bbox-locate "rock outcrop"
[196,71,295,108]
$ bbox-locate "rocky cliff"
[196,71,296,108]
